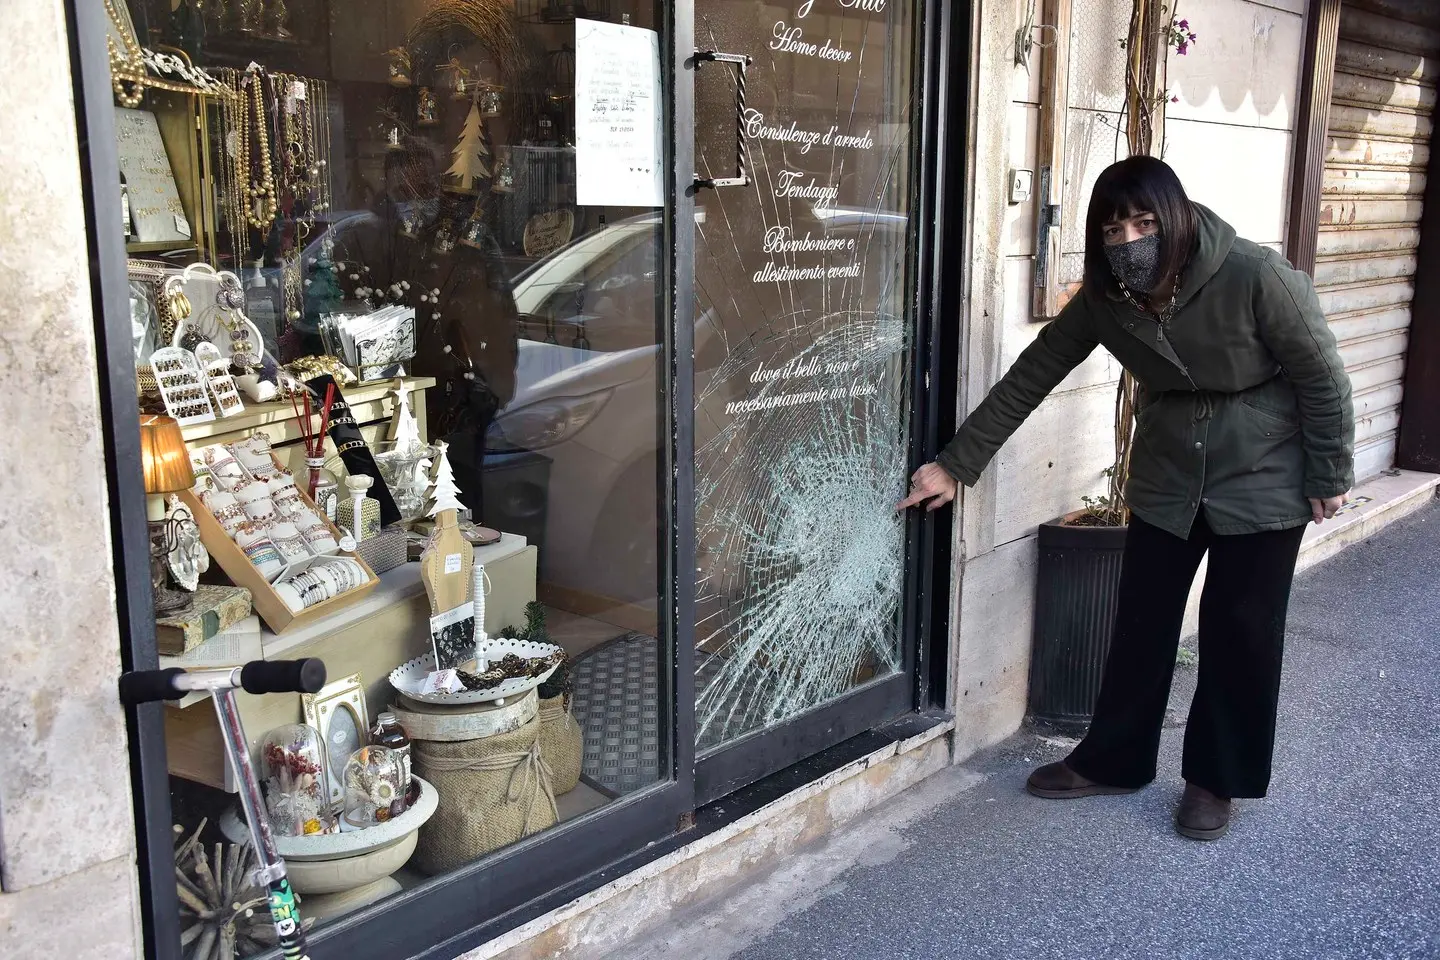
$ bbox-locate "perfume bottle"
[337,473,381,542]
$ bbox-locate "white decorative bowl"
[388,638,563,705]
[221,775,438,897]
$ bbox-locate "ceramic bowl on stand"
[221,775,439,923]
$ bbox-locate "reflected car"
[481,206,908,614]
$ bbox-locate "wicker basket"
[411,714,557,874]
[537,695,582,795]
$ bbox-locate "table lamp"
[139,414,196,615]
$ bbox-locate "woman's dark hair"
[1082,155,1197,298]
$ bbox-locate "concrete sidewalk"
[619,500,1440,960]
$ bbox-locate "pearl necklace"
[238,72,278,231]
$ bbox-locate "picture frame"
[302,673,369,807]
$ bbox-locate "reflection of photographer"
[326,136,521,519]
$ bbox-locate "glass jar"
[260,723,334,836]
[305,456,340,522]
[343,745,408,827]
[370,712,417,805]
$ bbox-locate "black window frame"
[66,0,966,956]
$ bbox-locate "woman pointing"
[899,156,1354,840]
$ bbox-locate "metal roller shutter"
[1318,0,1440,480]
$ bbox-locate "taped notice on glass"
[575,18,663,207]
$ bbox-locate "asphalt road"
[623,501,1440,960]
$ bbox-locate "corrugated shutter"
[1318,0,1440,481]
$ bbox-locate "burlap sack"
[537,695,583,795]
[411,714,557,874]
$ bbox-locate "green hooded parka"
[937,204,1355,538]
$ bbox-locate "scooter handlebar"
[241,658,327,695]
[118,659,327,704]
[118,667,188,705]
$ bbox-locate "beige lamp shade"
[139,414,195,495]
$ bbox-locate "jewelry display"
[201,488,248,536]
[105,0,231,106]
[114,108,192,244]
[202,445,246,488]
[232,433,282,479]
[151,347,216,426]
[218,67,280,232]
[168,265,267,373]
[234,480,279,524]
[267,472,305,516]
[235,522,286,579]
[194,342,245,417]
[269,521,311,564]
[285,355,358,386]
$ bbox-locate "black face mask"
[1104,234,1162,293]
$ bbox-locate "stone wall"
[0,1,142,957]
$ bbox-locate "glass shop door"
[685,0,925,802]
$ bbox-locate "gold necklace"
[241,72,278,231]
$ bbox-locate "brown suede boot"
[1025,760,1142,799]
[1176,782,1232,840]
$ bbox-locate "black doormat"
[571,632,662,796]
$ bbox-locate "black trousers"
[1065,511,1306,798]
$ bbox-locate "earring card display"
[152,347,217,425]
[114,107,193,246]
[195,342,245,416]
[180,459,378,633]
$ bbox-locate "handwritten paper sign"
[575,18,663,207]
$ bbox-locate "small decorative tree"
[391,381,422,449]
[445,93,491,194]
[425,440,467,517]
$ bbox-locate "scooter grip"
[118,668,188,705]
[240,658,327,696]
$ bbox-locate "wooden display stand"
[179,483,378,634]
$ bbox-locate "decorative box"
[356,525,409,575]
[155,583,253,655]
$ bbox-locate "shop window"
[103,0,672,950]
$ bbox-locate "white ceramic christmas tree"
[445,93,491,193]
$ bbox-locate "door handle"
[693,49,753,190]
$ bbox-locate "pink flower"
[1177,42,1189,55]
[1188,32,1198,41]
[1179,18,1189,29]
[1171,95,1179,103]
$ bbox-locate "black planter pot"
[1029,513,1128,730]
